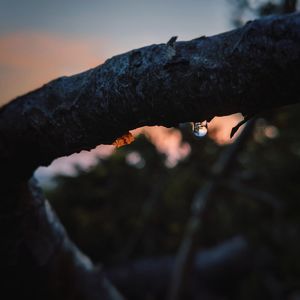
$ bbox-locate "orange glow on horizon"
[0,31,105,105]
[209,114,244,144]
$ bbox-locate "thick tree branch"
[1,10,299,300]
[1,13,300,179]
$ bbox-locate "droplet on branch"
[192,121,208,138]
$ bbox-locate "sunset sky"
[0,0,233,104]
[0,0,241,181]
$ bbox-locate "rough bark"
[1,12,300,179]
[1,12,300,300]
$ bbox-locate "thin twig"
[167,119,256,300]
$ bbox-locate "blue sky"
[0,0,233,104]
[0,0,231,40]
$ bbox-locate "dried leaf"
[112,132,135,148]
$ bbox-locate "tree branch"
[168,119,256,300]
[1,13,300,179]
[1,179,124,300]
[1,11,300,300]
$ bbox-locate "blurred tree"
[1,0,300,299]
[44,106,300,299]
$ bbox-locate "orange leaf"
[112,132,135,148]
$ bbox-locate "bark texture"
[1,13,300,179]
[1,12,300,300]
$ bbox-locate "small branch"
[230,113,255,138]
[1,179,124,300]
[167,119,256,300]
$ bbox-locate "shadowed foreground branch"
[1,179,124,300]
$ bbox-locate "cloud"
[0,31,106,105]
[209,114,243,144]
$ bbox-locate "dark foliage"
[45,104,300,299]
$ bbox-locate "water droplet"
[192,121,208,138]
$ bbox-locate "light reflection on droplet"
[192,121,208,138]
